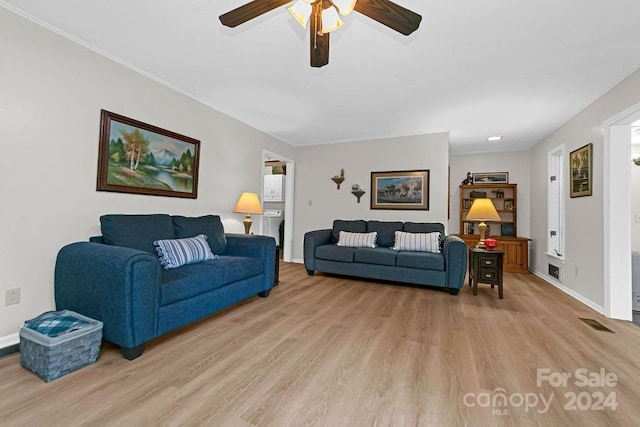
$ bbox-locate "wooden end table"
[468,247,504,299]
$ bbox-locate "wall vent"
[548,264,561,281]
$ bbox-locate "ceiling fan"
[219,0,422,67]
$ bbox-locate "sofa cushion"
[101,214,176,254]
[403,222,445,235]
[392,231,441,253]
[216,255,264,284]
[354,247,397,266]
[172,215,227,254]
[332,220,367,243]
[367,221,404,247]
[396,251,445,271]
[316,244,356,263]
[160,261,227,305]
[154,234,218,270]
[337,231,378,248]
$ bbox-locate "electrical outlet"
[5,288,20,305]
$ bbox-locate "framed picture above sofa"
[370,169,429,210]
[96,110,200,198]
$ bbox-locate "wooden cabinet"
[457,235,530,273]
[460,183,517,237]
[264,175,285,202]
[457,183,531,273]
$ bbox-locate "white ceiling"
[4,0,640,153]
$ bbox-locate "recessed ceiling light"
[487,136,503,142]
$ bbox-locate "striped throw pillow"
[336,231,378,248]
[392,231,441,253]
[154,234,218,269]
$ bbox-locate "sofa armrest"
[54,242,161,349]
[304,229,332,273]
[225,234,276,291]
[442,235,468,289]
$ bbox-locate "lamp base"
[243,215,252,235]
[475,221,488,249]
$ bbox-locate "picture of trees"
[97,110,200,198]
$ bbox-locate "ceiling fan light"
[288,1,312,28]
[332,0,357,15]
[321,6,343,33]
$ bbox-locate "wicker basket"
[20,310,103,382]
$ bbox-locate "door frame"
[262,150,295,262]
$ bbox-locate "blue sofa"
[54,214,275,360]
[304,220,467,294]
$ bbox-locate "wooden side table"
[274,246,280,286]
[468,247,504,299]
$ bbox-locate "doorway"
[604,103,640,320]
[262,150,294,262]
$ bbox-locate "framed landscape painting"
[570,143,592,198]
[97,110,200,198]
[371,170,429,210]
[472,172,509,184]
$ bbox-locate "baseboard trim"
[0,333,20,358]
[291,258,304,264]
[531,269,605,315]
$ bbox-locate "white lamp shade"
[233,192,264,215]
[321,6,343,33]
[288,1,312,28]
[466,198,501,221]
[332,0,357,15]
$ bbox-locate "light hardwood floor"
[2,262,640,426]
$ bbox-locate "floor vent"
[579,318,614,333]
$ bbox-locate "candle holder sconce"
[351,184,365,203]
[331,169,345,189]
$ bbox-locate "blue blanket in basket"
[25,312,89,338]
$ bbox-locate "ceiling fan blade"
[354,0,422,36]
[220,0,292,27]
[310,2,329,68]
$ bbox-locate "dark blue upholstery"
[331,220,367,243]
[100,214,176,254]
[160,262,226,305]
[396,251,445,271]
[55,215,275,359]
[316,245,356,262]
[367,221,403,247]
[354,247,397,266]
[172,215,227,255]
[304,220,466,293]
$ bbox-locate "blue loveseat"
[54,214,275,360]
[304,220,467,294]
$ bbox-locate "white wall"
[449,150,531,236]
[291,133,450,261]
[529,67,640,309]
[0,9,294,338]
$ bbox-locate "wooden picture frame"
[97,110,200,198]
[370,170,429,210]
[472,172,509,184]
[570,143,593,198]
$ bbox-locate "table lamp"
[466,198,501,249]
[233,192,264,234]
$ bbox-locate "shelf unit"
[459,183,517,237]
[457,183,530,273]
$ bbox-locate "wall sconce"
[331,169,345,189]
[351,184,365,203]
